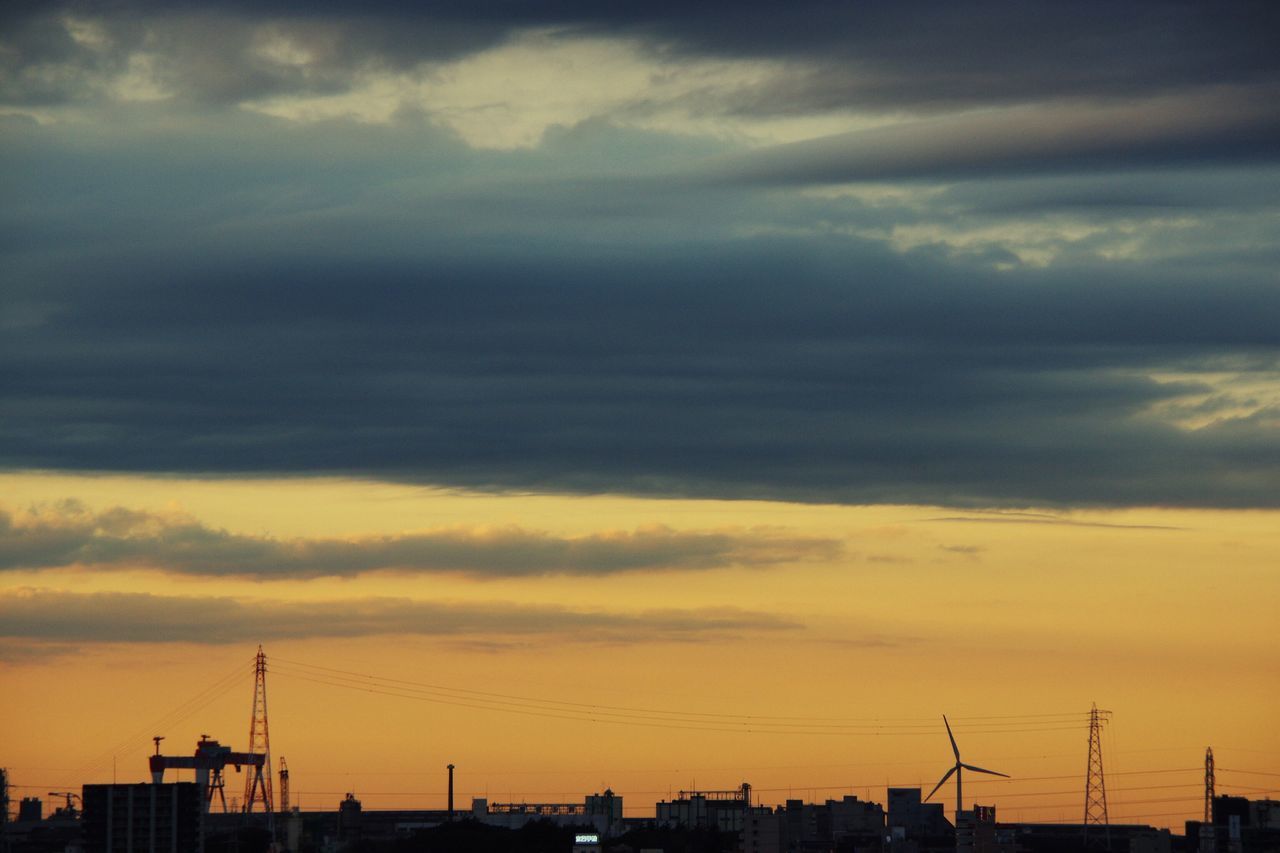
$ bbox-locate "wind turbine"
[925,715,1009,826]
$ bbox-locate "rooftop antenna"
[924,715,1009,826]
[47,792,80,818]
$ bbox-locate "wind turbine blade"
[943,715,960,760]
[924,766,956,802]
[960,763,1010,778]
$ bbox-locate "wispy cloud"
[924,515,1183,531]
[0,501,841,578]
[0,587,801,647]
[703,89,1280,186]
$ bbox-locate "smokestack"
[447,764,455,820]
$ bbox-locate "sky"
[1,0,1278,831]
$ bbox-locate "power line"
[67,657,251,784]
[271,658,1091,734]
[966,768,1199,784]
[278,787,1276,813]
[273,669,787,735]
[295,766,1206,783]
[1215,747,1280,757]
[273,657,1091,725]
[1009,792,1278,811]
[274,667,1089,737]
[288,778,1263,801]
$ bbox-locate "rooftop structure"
[472,790,623,837]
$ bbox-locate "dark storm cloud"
[0,4,508,107]
[2,1,1277,111]
[2,214,1277,507]
[1,111,1277,508]
[0,588,799,645]
[0,502,841,578]
[1,2,1278,510]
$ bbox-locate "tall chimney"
[447,764,455,820]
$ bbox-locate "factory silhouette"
[3,648,1276,853]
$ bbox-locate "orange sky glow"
[2,472,1276,830]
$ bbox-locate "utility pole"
[1083,703,1111,850]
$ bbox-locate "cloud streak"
[0,502,841,578]
[0,588,801,646]
[705,89,1280,185]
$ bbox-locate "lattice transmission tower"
[279,757,290,814]
[1083,703,1111,849]
[1199,747,1217,853]
[243,645,275,824]
[2,766,10,832]
[1205,747,1215,822]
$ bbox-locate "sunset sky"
[2,1,1278,831]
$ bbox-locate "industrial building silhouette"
[4,654,1276,852]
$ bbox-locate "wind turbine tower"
[925,715,1010,826]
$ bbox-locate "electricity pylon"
[1199,747,1216,853]
[243,645,275,826]
[1205,747,1215,822]
[1083,703,1111,850]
